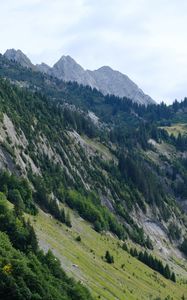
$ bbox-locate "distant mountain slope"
[4,49,34,69]
[52,55,97,88]
[88,66,154,105]
[4,49,155,105]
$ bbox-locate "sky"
[1,0,187,104]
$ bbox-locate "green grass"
[82,136,115,161]
[30,206,187,300]
[160,123,187,137]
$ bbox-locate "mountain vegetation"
[0,52,187,299]
[124,244,176,282]
[0,194,93,300]
[4,49,155,105]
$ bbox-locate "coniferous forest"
[0,54,187,299]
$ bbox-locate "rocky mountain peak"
[36,62,51,74]
[57,55,76,63]
[4,49,155,105]
[89,66,155,105]
[52,58,155,104]
[4,49,34,69]
[52,55,97,87]
[96,66,113,72]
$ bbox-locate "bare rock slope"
[4,49,155,105]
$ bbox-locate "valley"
[0,51,187,299]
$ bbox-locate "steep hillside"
[0,62,187,245]
[30,205,187,300]
[0,196,93,300]
[0,78,183,244]
[0,57,187,299]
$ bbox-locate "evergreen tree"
[122,242,128,252]
[164,264,171,279]
[105,250,114,264]
[10,189,25,216]
[180,238,187,256]
[65,211,72,228]
[26,220,38,253]
[60,208,66,223]
[171,272,176,282]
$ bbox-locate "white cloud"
[1,0,187,103]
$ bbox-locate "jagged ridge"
[4,49,155,105]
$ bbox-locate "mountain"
[88,66,154,105]
[4,49,34,69]
[52,55,97,88]
[50,57,155,105]
[4,49,155,105]
[0,52,187,299]
[36,62,52,74]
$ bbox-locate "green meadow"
[30,206,187,300]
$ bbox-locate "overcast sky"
[1,0,187,104]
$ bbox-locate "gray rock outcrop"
[4,49,155,105]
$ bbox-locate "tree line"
[122,244,176,282]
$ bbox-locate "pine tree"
[11,189,25,217]
[133,248,138,257]
[65,211,72,228]
[60,208,66,223]
[164,264,171,279]
[94,220,102,233]
[27,220,38,253]
[122,242,128,252]
[171,272,176,282]
[105,250,114,264]
[180,238,187,256]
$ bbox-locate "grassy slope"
[30,206,187,300]
[82,136,115,161]
[160,124,187,137]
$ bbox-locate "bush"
[76,235,81,242]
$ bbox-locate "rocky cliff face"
[4,49,34,69]
[4,49,155,105]
[88,66,154,105]
[52,56,97,88]
[36,62,52,75]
